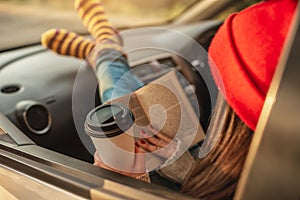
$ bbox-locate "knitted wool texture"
[208,0,297,130]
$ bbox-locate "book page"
[109,92,149,138]
[107,71,205,170]
[135,71,205,147]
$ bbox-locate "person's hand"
[136,125,178,160]
[93,125,178,178]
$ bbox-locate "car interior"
[0,0,299,199]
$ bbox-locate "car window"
[0,0,198,51]
[214,0,261,20]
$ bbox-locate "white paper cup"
[85,103,135,172]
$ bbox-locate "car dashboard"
[0,20,221,161]
[0,20,222,199]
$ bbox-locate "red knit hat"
[208,0,297,130]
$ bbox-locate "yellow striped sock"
[41,29,95,59]
[74,0,122,45]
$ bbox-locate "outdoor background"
[0,0,197,50]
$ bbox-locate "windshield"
[0,0,199,51]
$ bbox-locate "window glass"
[214,0,261,20]
[0,0,198,50]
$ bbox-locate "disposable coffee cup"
[85,103,135,171]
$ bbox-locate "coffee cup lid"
[84,103,134,138]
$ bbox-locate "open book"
[109,70,205,149]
